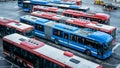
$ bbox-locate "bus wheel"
[22,61,28,68]
[85,50,91,56]
[15,57,20,64]
[55,39,59,45]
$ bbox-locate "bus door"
[97,45,104,58]
[63,32,69,46]
[69,34,85,52]
[10,44,14,60]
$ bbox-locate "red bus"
[0,17,34,37]
[30,11,116,45]
[32,6,110,25]
[3,33,103,68]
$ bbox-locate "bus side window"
[87,17,91,20]
[77,36,84,44]
[68,14,72,17]
[83,17,88,19]
[20,19,29,24]
[53,29,63,38]
[84,39,93,47]
[35,23,44,32]
[74,16,78,18]
[64,33,68,39]
[26,51,35,63]
[84,39,98,49]
[98,19,103,24]
[39,57,44,68]
[70,34,77,42]
[79,16,84,19]
[64,13,67,16]
[3,40,11,51]
[13,45,21,57]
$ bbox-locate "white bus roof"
[86,23,116,31]
[7,22,33,30]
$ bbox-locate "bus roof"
[53,23,113,43]
[0,17,18,25]
[3,33,101,68]
[31,0,49,5]
[54,23,79,32]
[86,23,116,32]
[88,31,113,44]
[7,22,33,31]
[21,15,49,24]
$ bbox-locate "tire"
[10,53,14,60]
[85,50,91,56]
[15,57,20,64]
[22,61,28,68]
[54,39,59,45]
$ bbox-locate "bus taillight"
[97,65,103,68]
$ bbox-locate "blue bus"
[22,0,89,12]
[20,15,113,59]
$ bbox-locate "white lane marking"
[116,64,120,68]
[14,6,19,9]
[112,43,120,53]
[17,10,23,12]
[0,56,20,68]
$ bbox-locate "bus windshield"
[18,0,22,4]
[24,28,34,37]
[23,3,31,8]
[103,41,112,53]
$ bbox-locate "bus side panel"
[69,41,85,52]
[51,28,69,47]
[34,30,45,38]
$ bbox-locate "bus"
[29,12,116,45]
[20,15,113,59]
[32,5,110,25]
[22,0,89,12]
[3,33,103,68]
[18,0,77,8]
[0,17,34,37]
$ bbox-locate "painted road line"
[112,43,120,53]
[116,64,120,68]
[17,9,23,12]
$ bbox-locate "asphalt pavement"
[0,1,120,68]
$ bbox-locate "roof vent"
[15,23,21,26]
[64,51,73,57]
[69,58,80,64]
[19,38,26,41]
[20,39,44,49]
[96,24,102,26]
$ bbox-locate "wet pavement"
[0,1,120,68]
